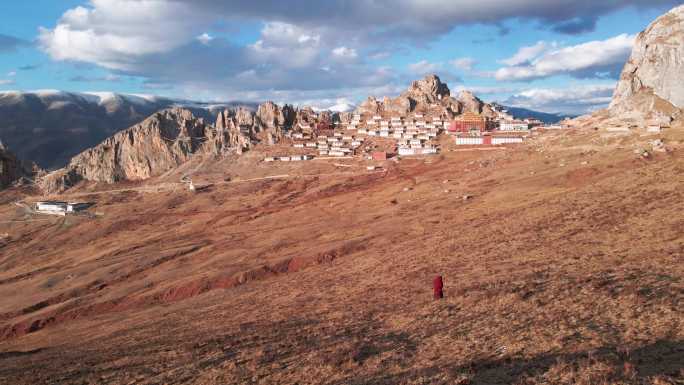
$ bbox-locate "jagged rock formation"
[39,101,302,192]
[214,109,252,154]
[456,90,497,117]
[610,5,684,123]
[40,108,243,192]
[0,140,36,189]
[356,75,497,119]
[214,101,295,148]
[0,90,254,169]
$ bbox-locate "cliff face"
[610,5,684,123]
[40,108,243,192]
[39,101,299,192]
[356,75,497,119]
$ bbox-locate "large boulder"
[610,5,684,123]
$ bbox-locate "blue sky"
[0,0,681,114]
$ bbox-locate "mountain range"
[0,90,256,170]
[0,89,564,172]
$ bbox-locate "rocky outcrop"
[355,74,497,119]
[0,140,35,189]
[256,101,295,129]
[38,101,303,192]
[610,5,684,123]
[215,109,251,154]
[456,90,495,117]
[216,101,295,145]
[0,90,255,169]
[40,108,243,192]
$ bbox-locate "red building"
[449,112,494,133]
[372,151,387,161]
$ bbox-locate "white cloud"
[248,22,323,69]
[196,33,214,45]
[38,0,210,70]
[35,0,675,104]
[332,46,358,59]
[450,57,476,71]
[502,84,616,114]
[7,71,17,77]
[499,41,551,66]
[0,79,15,86]
[495,34,635,81]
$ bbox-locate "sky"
[0,0,681,114]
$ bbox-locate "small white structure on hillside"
[35,201,91,216]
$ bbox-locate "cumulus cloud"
[38,0,211,70]
[495,34,635,81]
[0,79,16,86]
[181,0,680,37]
[499,41,552,66]
[502,84,615,114]
[35,0,676,102]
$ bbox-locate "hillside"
[0,118,682,384]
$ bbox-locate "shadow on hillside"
[336,339,684,385]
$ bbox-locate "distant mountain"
[491,103,575,124]
[0,140,35,189]
[0,90,255,170]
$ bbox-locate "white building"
[35,201,90,216]
[499,120,530,131]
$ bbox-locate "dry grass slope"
[0,127,682,384]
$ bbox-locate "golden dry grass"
[0,127,682,384]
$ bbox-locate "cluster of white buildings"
[349,114,442,156]
[313,133,365,157]
[287,131,366,157]
[263,155,314,162]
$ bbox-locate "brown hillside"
[0,126,682,384]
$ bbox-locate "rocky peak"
[404,74,451,101]
[355,74,498,119]
[456,90,483,113]
[610,5,684,123]
[256,101,295,129]
[39,108,244,192]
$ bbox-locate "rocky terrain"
[609,4,684,125]
[0,91,254,169]
[0,84,559,174]
[38,100,306,192]
[38,108,239,192]
[356,75,497,119]
[34,76,499,193]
